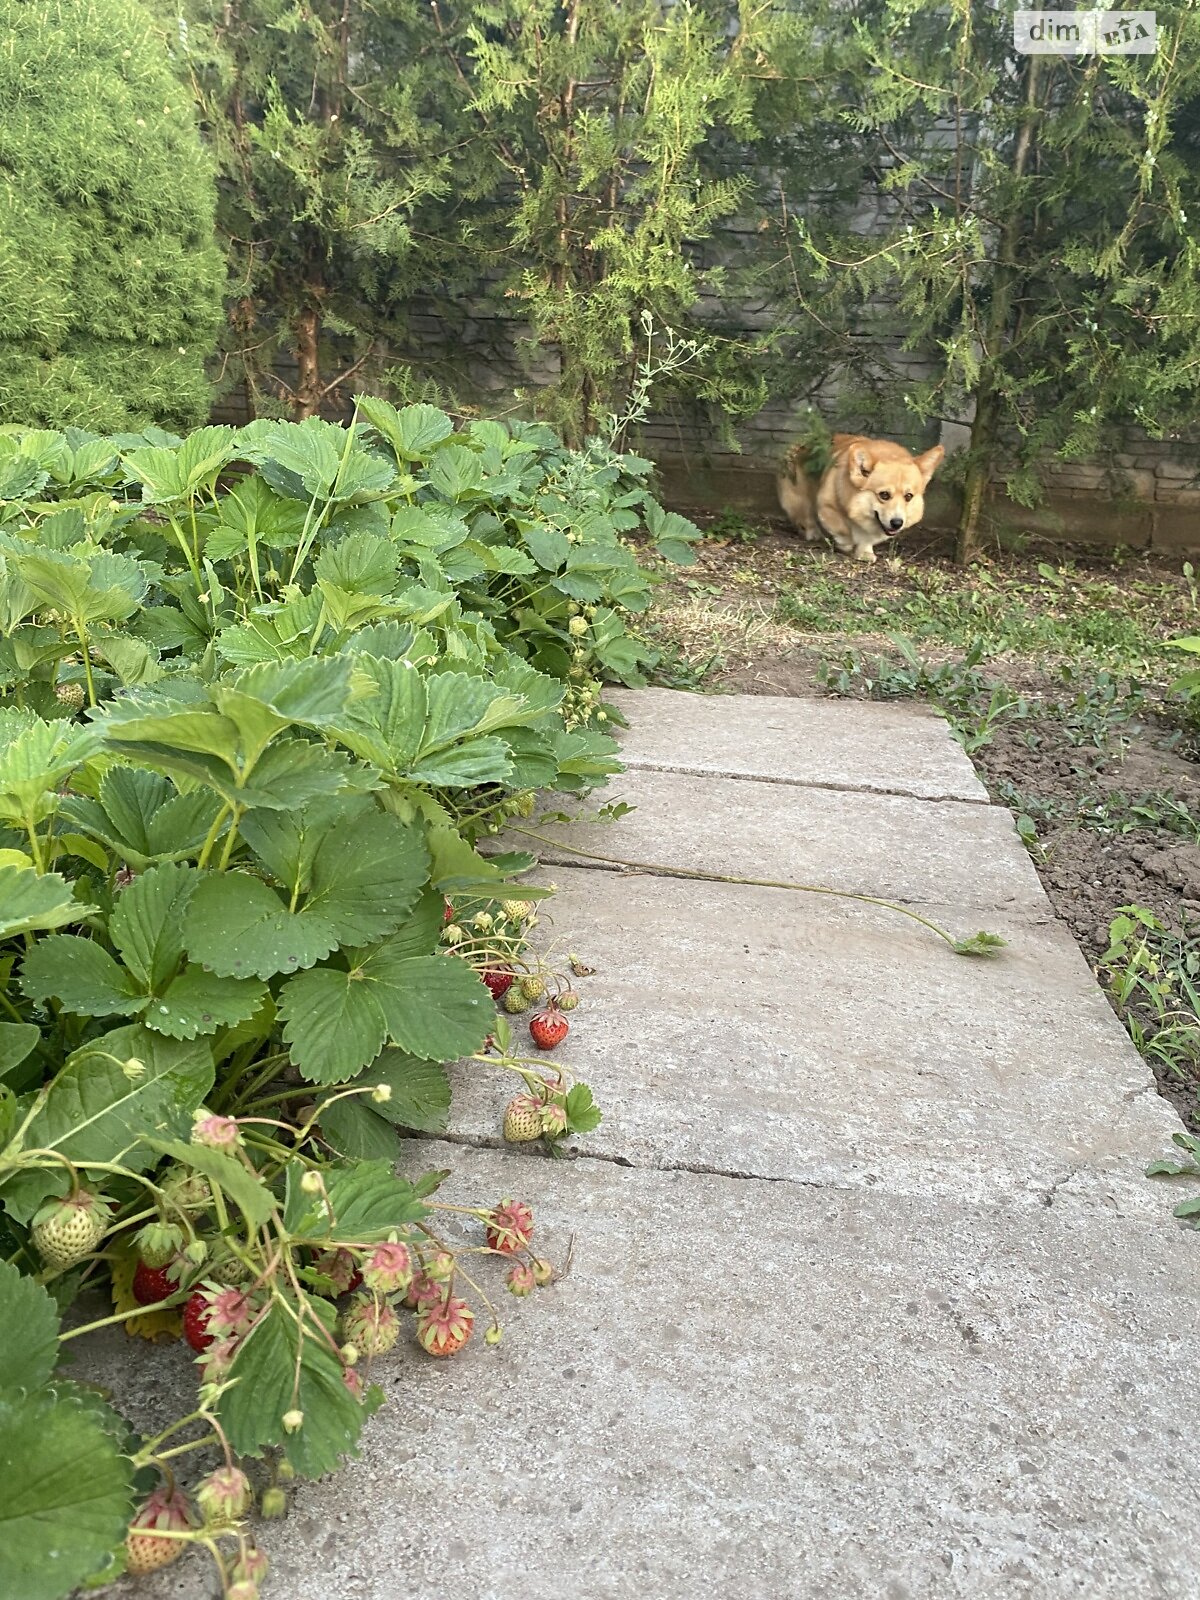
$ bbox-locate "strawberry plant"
[0,403,656,1594]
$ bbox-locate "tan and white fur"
[777,433,944,562]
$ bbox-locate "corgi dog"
[777,433,944,562]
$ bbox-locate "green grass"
[774,557,1189,676]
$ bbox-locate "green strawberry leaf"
[107,862,195,990]
[20,936,142,1018]
[565,1082,603,1135]
[184,873,339,981]
[146,966,268,1041]
[0,1023,39,1084]
[276,967,389,1084]
[0,866,93,940]
[284,1158,428,1242]
[317,1053,450,1154]
[0,1025,214,1224]
[0,1391,133,1600]
[218,1294,369,1476]
[279,943,488,1079]
[0,1259,59,1390]
[314,1097,402,1162]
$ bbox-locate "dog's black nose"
[888,515,904,531]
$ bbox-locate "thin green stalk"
[196,802,231,869]
[506,825,1001,953]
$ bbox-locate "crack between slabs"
[619,757,991,808]
[409,1129,1156,1220]
[532,854,1056,922]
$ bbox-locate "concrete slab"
[606,687,989,803]
[80,690,1194,1600]
[448,868,1180,1214]
[87,1147,1200,1600]
[508,765,1046,913]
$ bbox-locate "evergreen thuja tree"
[456,0,788,445]
[178,0,466,419]
[0,0,225,431]
[792,0,1200,561]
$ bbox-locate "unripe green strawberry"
[54,680,86,710]
[260,1487,287,1519]
[501,899,531,924]
[31,1191,109,1271]
[568,615,588,637]
[502,987,529,1015]
[195,1465,253,1523]
[503,1094,543,1144]
[557,990,579,1012]
[134,1219,185,1269]
[208,1246,250,1285]
[519,973,546,1002]
[340,1293,400,1356]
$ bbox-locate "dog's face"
[845,443,944,537]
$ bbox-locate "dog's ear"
[914,444,945,486]
[848,446,874,484]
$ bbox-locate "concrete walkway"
[107,690,1200,1599]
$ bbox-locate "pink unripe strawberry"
[404,1271,444,1311]
[424,1249,455,1283]
[541,1101,568,1137]
[486,1199,534,1254]
[416,1295,475,1357]
[506,1261,535,1297]
[125,1487,194,1574]
[361,1241,412,1294]
[191,1112,242,1149]
[231,1546,269,1586]
[312,1248,362,1295]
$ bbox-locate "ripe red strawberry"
[486,1198,534,1254]
[182,1290,214,1352]
[529,1007,568,1050]
[132,1260,179,1305]
[482,967,515,1000]
[442,898,454,925]
[416,1294,475,1357]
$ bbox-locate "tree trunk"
[293,303,321,420]
[955,57,1043,565]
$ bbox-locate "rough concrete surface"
[82,691,1200,1600]
[509,764,1046,911]
[445,867,1180,1214]
[88,1151,1200,1600]
[606,686,990,802]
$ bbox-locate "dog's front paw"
[852,545,878,564]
